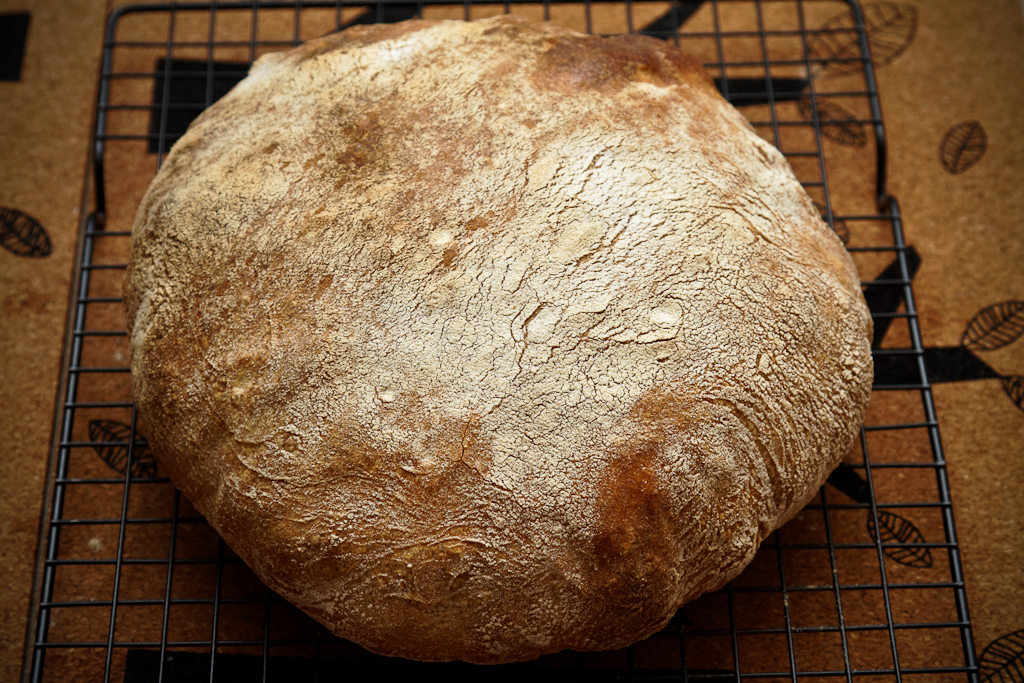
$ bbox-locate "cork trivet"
[0,0,106,681]
[873,0,1024,665]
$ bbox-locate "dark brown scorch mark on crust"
[585,385,693,638]
[463,215,491,232]
[328,106,415,197]
[532,33,714,95]
[335,111,388,176]
[592,442,673,572]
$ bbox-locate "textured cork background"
[1,0,1021,681]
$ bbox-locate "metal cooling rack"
[27,1,980,681]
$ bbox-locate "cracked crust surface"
[122,15,873,664]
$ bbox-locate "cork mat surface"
[0,1,106,681]
[1,1,1021,681]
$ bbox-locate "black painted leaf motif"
[88,419,157,478]
[1002,377,1024,412]
[799,97,867,147]
[940,120,988,174]
[810,2,918,75]
[866,510,932,568]
[961,301,1024,351]
[0,206,51,257]
[862,3,919,66]
[812,200,850,244]
[979,629,1024,683]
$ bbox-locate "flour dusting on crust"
[123,15,872,664]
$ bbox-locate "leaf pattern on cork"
[1003,376,1024,412]
[979,629,1024,683]
[799,97,867,148]
[961,301,1024,351]
[828,465,933,570]
[866,246,1024,414]
[809,2,918,76]
[952,299,1024,413]
[88,419,158,478]
[0,206,51,257]
[940,120,987,174]
[867,510,932,568]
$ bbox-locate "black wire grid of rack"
[27,1,980,681]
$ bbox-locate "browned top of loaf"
[123,15,872,664]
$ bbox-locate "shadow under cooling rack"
[29,1,978,682]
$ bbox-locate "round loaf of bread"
[123,15,873,664]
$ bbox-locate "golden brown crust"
[531,32,715,94]
[123,15,872,663]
